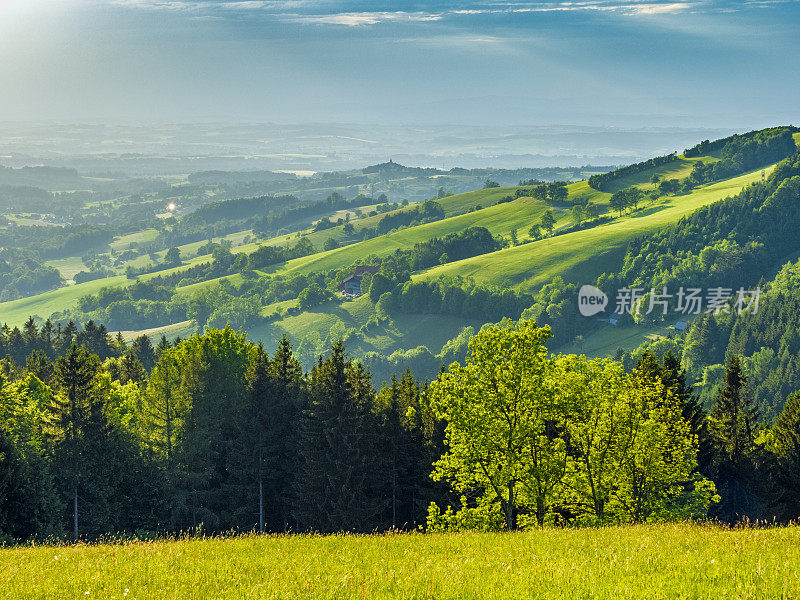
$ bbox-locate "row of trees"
[3,320,800,542]
[0,329,443,540]
[588,154,677,192]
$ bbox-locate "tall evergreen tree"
[661,352,711,472]
[119,352,147,386]
[172,328,250,531]
[293,341,385,532]
[707,355,763,522]
[377,370,431,529]
[131,335,156,372]
[142,348,185,464]
[0,423,28,540]
[46,345,110,537]
[25,350,54,386]
[769,390,800,520]
[226,340,301,532]
[154,335,171,360]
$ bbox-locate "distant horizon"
[0,121,759,173]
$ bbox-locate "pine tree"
[293,341,384,532]
[22,317,39,353]
[131,335,156,372]
[661,351,711,471]
[0,423,27,539]
[769,390,800,520]
[142,347,185,464]
[154,335,171,360]
[710,356,758,463]
[55,322,77,357]
[171,328,250,531]
[226,341,301,532]
[707,355,762,522]
[119,352,147,385]
[377,371,429,529]
[26,349,54,385]
[46,344,104,537]
[267,336,304,529]
[40,320,55,358]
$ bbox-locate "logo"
[578,285,608,317]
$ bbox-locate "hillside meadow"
[2,524,799,599]
[418,165,774,291]
[0,150,772,331]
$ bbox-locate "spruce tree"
[769,390,800,520]
[268,336,304,529]
[131,335,156,372]
[661,351,711,471]
[119,352,147,385]
[377,370,429,529]
[171,328,250,531]
[154,335,171,360]
[26,349,54,385]
[707,355,762,522]
[293,341,384,532]
[0,423,27,539]
[46,345,107,537]
[142,347,185,464]
[227,342,301,532]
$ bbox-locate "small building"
[339,265,380,298]
[674,321,688,331]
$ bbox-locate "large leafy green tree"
[558,356,624,523]
[428,321,560,530]
[0,374,62,540]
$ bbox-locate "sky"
[0,0,798,127]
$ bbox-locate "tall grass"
[3,524,799,599]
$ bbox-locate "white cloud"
[286,11,444,26]
[108,0,320,11]
[396,33,506,45]
[621,2,694,14]
[103,0,775,22]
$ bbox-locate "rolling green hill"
[416,166,773,291]
[0,132,791,373]
[0,275,130,328]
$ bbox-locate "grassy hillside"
[0,276,129,326]
[247,294,483,358]
[0,149,773,332]
[118,320,197,343]
[418,165,773,291]
[3,525,799,599]
[276,196,572,276]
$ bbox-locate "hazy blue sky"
[0,0,798,127]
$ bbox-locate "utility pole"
[258,447,264,534]
[259,477,264,534]
[74,488,78,538]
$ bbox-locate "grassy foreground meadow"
[3,525,800,599]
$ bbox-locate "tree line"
[588,154,677,192]
[3,320,800,543]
